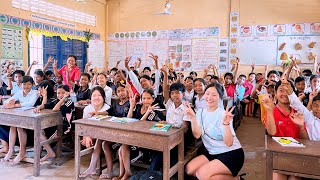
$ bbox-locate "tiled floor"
[0,116,266,180]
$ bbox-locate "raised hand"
[31,61,38,66]
[251,63,255,70]
[47,56,54,64]
[309,89,320,101]
[160,64,168,74]
[149,53,159,69]
[85,61,92,67]
[290,112,305,126]
[52,60,58,69]
[280,74,293,95]
[223,105,235,125]
[260,92,275,111]
[147,103,159,113]
[124,57,132,70]
[129,94,137,107]
[184,102,196,120]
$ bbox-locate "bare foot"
[79,167,96,178]
[10,152,26,165]
[40,152,56,162]
[120,172,132,180]
[1,150,14,162]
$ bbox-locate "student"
[305,74,320,94]
[74,73,91,105]
[185,83,245,180]
[190,71,198,79]
[54,74,63,93]
[33,70,45,89]
[107,84,130,117]
[80,86,113,179]
[184,76,194,103]
[235,74,246,102]
[294,76,308,106]
[92,73,113,106]
[7,69,25,96]
[2,76,38,164]
[193,78,206,112]
[45,70,56,86]
[142,67,152,77]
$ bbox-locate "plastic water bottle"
[70,91,77,103]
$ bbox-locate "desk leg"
[75,130,81,180]
[163,146,170,180]
[33,120,41,176]
[266,151,273,180]
[56,120,63,158]
[178,135,184,180]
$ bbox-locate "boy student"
[125,54,161,97]
[7,69,25,96]
[2,76,38,164]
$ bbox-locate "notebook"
[88,115,111,121]
[107,117,139,123]
[272,137,305,147]
[150,123,171,131]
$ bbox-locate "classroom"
[0,0,320,179]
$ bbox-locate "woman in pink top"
[53,55,81,88]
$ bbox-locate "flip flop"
[99,172,114,179]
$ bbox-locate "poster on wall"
[108,41,127,69]
[256,25,268,37]
[168,39,192,71]
[229,12,239,66]
[0,59,23,75]
[310,23,320,34]
[240,26,252,37]
[291,23,305,35]
[218,38,229,72]
[273,24,286,35]
[146,40,169,68]
[89,40,105,68]
[126,41,147,68]
[191,37,219,71]
[1,24,23,59]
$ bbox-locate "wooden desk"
[265,135,320,180]
[74,119,186,180]
[74,104,86,120]
[0,108,63,176]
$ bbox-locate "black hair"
[302,69,312,76]
[45,70,54,76]
[294,76,305,84]
[68,55,77,61]
[20,76,34,84]
[275,80,295,92]
[204,82,225,99]
[139,75,151,81]
[184,76,193,81]
[34,70,45,78]
[115,70,127,77]
[312,94,320,103]
[38,80,55,98]
[278,71,283,77]
[310,74,319,83]
[257,73,262,76]
[13,69,25,77]
[193,78,206,85]
[169,83,186,93]
[80,73,91,80]
[115,83,126,92]
[133,70,139,77]
[224,72,234,79]
[143,67,151,72]
[91,86,106,103]
[206,74,213,79]
[212,75,219,81]
[239,74,246,79]
[110,67,118,72]
[249,72,256,76]
[142,89,155,99]
[267,70,280,78]
[57,84,70,92]
[189,71,198,77]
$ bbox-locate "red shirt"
[59,65,81,88]
[243,80,253,97]
[271,105,300,139]
[225,83,236,97]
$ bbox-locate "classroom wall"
[106,0,320,76]
[0,0,106,69]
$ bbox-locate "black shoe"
[239,173,246,180]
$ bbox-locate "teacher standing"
[53,55,81,89]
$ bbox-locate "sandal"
[99,172,114,179]
[239,173,247,180]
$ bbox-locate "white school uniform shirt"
[165,99,190,125]
[91,84,113,106]
[194,94,206,112]
[128,70,161,97]
[288,93,320,141]
[83,103,111,118]
[184,89,194,103]
[11,82,22,95]
[5,89,38,107]
[196,107,242,155]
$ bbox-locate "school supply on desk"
[150,123,171,131]
[88,115,111,121]
[107,117,139,123]
[272,137,305,147]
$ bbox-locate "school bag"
[130,170,162,180]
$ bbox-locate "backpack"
[130,170,163,180]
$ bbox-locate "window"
[29,32,44,76]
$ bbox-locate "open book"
[150,123,171,131]
[272,137,305,147]
[107,117,139,123]
[88,115,111,121]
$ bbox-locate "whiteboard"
[126,41,147,68]
[277,35,320,64]
[146,40,168,68]
[192,37,219,71]
[108,41,126,69]
[237,36,277,65]
[89,40,105,68]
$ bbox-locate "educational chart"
[1,24,23,59]
[277,35,320,64]
[169,40,192,71]
[108,27,220,71]
[0,59,23,75]
[218,38,229,72]
[88,40,105,68]
[192,38,219,71]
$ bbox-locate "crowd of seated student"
[2,52,320,180]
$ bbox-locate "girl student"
[91,73,113,106]
[74,73,91,105]
[1,76,38,164]
[79,86,114,179]
[185,83,245,180]
[192,78,206,112]
[33,84,75,161]
[117,89,166,180]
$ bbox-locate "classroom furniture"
[265,135,320,180]
[74,119,186,180]
[0,108,63,176]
